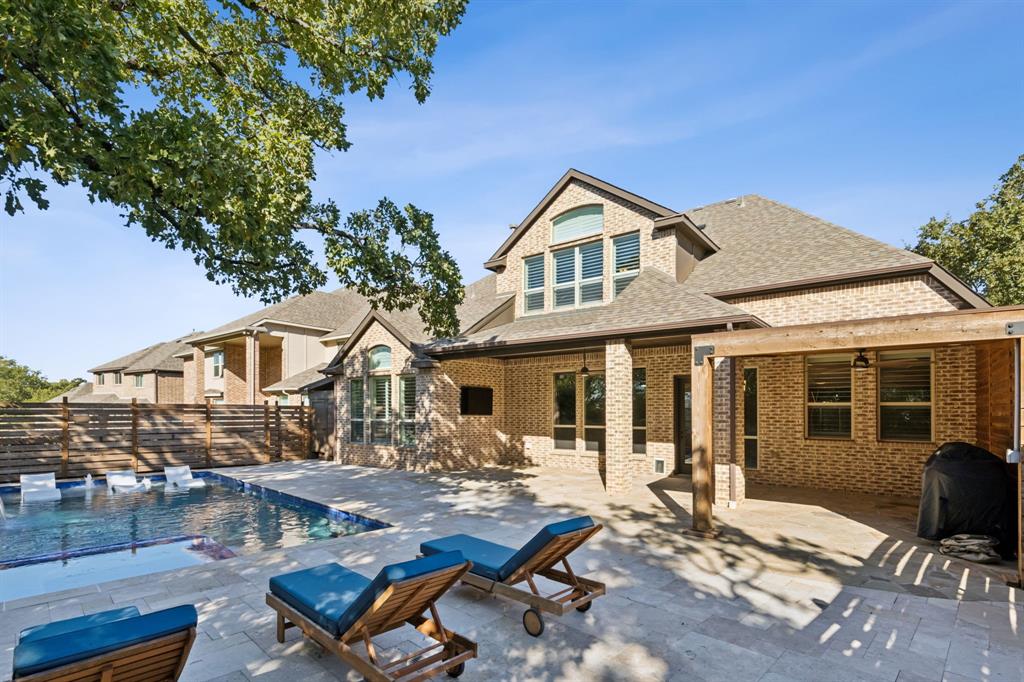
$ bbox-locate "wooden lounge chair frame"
[15,627,197,682]
[445,524,606,637]
[265,562,477,682]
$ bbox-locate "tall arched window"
[368,345,392,371]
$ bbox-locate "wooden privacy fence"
[0,399,314,483]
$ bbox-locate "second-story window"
[552,205,603,244]
[613,232,641,297]
[134,374,144,388]
[552,241,603,309]
[96,373,105,386]
[523,254,545,313]
[212,351,224,378]
[114,371,122,385]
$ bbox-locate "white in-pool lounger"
[19,473,61,503]
[164,465,206,489]
[104,469,151,493]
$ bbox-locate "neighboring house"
[176,283,507,405]
[322,168,996,503]
[69,333,202,403]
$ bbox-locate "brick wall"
[729,274,967,326]
[155,373,184,403]
[224,344,247,404]
[736,347,976,497]
[495,179,670,314]
[260,344,283,396]
[183,358,196,403]
[423,358,509,468]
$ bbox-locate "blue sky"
[2,0,1022,379]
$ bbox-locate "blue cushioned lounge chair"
[12,604,198,681]
[420,516,605,637]
[265,551,477,681]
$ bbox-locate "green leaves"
[1,0,468,335]
[0,356,84,403]
[910,154,1024,306]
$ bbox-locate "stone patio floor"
[1,461,1021,681]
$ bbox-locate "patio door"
[673,375,693,475]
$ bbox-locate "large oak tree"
[1,0,469,335]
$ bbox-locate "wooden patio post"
[275,403,282,462]
[303,405,312,459]
[263,400,271,462]
[60,396,70,478]
[130,398,139,471]
[691,347,715,534]
[205,398,213,468]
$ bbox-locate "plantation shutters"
[579,241,604,304]
[552,205,603,244]
[370,376,391,444]
[613,232,640,297]
[398,375,416,446]
[553,248,576,308]
[523,254,545,313]
[552,242,603,309]
[349,379,364,443]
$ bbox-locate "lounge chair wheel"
[523,608,544,637]
[576,599,592,613]
[446,662,466,677]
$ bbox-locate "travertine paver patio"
[1,461,1021,681]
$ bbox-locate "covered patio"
[689,305,1024,587]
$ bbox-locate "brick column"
[192,348,205,404]
[713,357,745,506]
[245,334,260,404]
[605,338,634,495]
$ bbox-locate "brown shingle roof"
[682,195,932,295]
[427,269,762,354]
[263,363,329,393]
[190,289,369,343]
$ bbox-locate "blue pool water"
[0,474,386,600]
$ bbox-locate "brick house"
[323,169,1021,514]
[67,333,202,403]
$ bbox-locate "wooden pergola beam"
[692,305,1024,359]
[691,356,714,534]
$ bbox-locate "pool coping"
[1,470,390,571]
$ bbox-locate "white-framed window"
[369,376,391,443]
[613,232,641,297]
[134,374,144,388]
[212,351,224,378]
[878,350,933,442]
[113,371,122,385]
[552,241,603,309]
[349,379,364,443]
[806,354,852,439]
[369,345,392,371]
[398,375,416,446]
[553,372,576,450]
[96,373,105,386]
[743,367,758,468]
[551,205,603,244]
[278,394,290,406]
[523,254,545,314]
[633,368,646,454]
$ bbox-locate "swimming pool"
[0,473,387,600]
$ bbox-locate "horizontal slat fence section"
[0,400,313,483]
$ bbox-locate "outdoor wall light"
[852,349,870,371]
[580,352,589,376]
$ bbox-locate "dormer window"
[523,254,545,314]
[368,345,392,371]
[552,205,603,244]
[553,241,603,309]
[613,232,641,297]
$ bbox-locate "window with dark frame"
[349,379,364,443]
[212,350,224,378]
[806,354,852,438]
[134,374,144,388]
[743,368,758,469]
[97,373,105,386]
[878,350,933,441]
[553,372,576,449]
[633,368,646,454]
[113,371,122,385]
[584,373,606,453]
[460,386,493,415]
